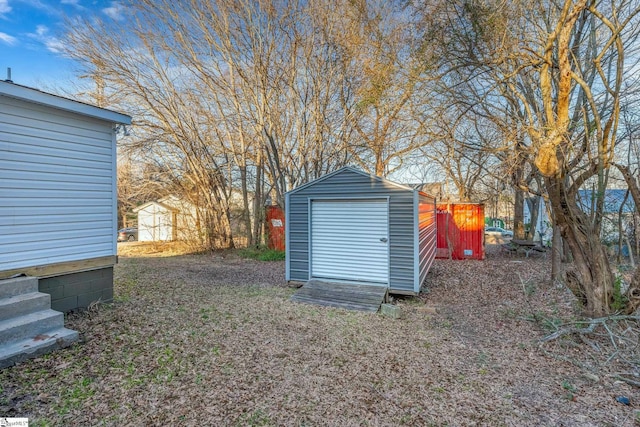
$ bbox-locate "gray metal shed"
[285,167,437,295]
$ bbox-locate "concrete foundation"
[39,267,114,312]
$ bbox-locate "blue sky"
[0,0,124,89]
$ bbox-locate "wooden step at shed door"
[290,279,388,312]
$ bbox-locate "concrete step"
[0,309,65,344]
[0,276,39,298]
[0,327,79,369]
[0,292,51,322]
[0,276,80,369]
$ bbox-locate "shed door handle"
[380,237,388,243]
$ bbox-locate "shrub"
[239,247,285,261]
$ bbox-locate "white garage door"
[311,199,389,285]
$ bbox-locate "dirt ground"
[1,243,639,426]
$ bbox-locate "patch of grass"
[114,273,139,303]
[238,247,285,261]
[612,274,629,313]
[243,286,278,297]
[241,408,272,426]
[399,296,423,306]
[523,311,563,333]
[57,377,96,415]
[499,307,519,318]
[562,380,577,401]
[437,319,452,328]
[540,315,563,332]
[477,352,489,366]
[524,281,537,297]
[113,261,141,303]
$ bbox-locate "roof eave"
[287,166,422,195]
[0,80,131,125]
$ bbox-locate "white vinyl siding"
[0,96,117,272]
[311,199,389,285]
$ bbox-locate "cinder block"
[63,281,89,298]
[90,278,110,293]
[51,296,78,313]
[40,276,62,288]
[380,303,402,319]
[45,285,65,301]
[38,267,114,312]
[77,290,105,309]
[101,287,114,302]
[100,269,114,280]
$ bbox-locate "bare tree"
[420,0,640,315]
[63,0,441,249]
[116,154,165,228]
[64,12,238,249]
[421,110,498,201]
[334,0,437,177]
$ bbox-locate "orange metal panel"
[266,205,286,251]
[436,203,485,260]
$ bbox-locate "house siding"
[0,96,117,272]
[286,168,428,293]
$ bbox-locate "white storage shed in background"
[134,201,179,241]
[286,167,437,295]
[133,195,201,242]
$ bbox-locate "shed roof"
[133,201,180,213]
[287,166,433,197]
[0,80,131,125]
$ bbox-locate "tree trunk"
[546,177,614,316]
[375,152,385,177]
[526,196,541,241]
[239,164,253,246]
[212,204,234,250]
[617,190,630,264]
[614,165,640,313]
[636,213,639,262]
[513,187,525,239]
[551,223,563,284]
[253,151,264,247]
[615,164,640,217]
[626,267,640,314]
[625,234,635,269]
[513,159,526,239]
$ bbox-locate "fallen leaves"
[0,246,638,425]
